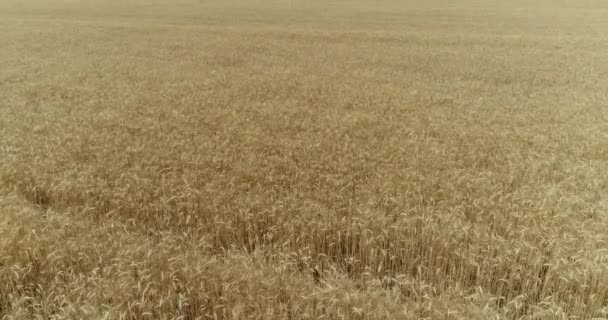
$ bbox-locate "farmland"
[1,0,608,318]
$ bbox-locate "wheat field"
[1,0,608,319]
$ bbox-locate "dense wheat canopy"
[1,0,608,319]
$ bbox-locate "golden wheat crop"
[1,0,607,319]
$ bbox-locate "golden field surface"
[1,0,608,318]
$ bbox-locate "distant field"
[1,0,607,319]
